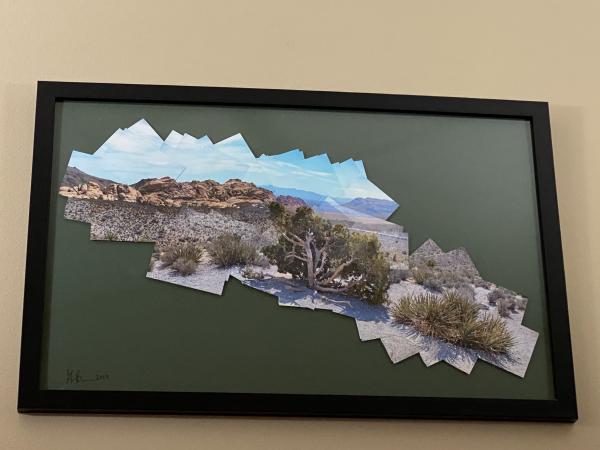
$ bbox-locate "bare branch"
[322,258,354,285]
[315,280,359,294]
[316,250,328,273]
[282,232,304,246]
[285,251,307,262]
[288,231,305,244]
[315,284,348,293]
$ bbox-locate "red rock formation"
[60,174,276,209]
[276,195,307,210]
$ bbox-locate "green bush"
[487,288,504,306]
[454,285,476,302]
[160,242,204,266]
[263,204,390,304]
[487,287,522,315]
[515,297,528,311]
[411,267,432,285]
[390,269,409,283]
[434,270,469,289]
[159,242,203,276]
[497,298,512,317]
[411,267,473,293]
[422,277,442,292]
[208,233,258,267]
[474,277,493,289]
[171,257,197,276]
[499,296,521,317]
[391,291,514,355]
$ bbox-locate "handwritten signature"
[65,369,110,385]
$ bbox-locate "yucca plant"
[471,315,515,354]
[391,291,514,355]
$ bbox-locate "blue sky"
[64,119,396,202]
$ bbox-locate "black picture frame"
[18,81,577,422]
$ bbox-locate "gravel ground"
[241,276,538,377]
[67,197,537,376]
[65,197,277,247]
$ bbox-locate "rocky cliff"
[59,167,276,209]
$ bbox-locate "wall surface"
[0,1,598,448]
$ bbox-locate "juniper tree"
[263,203,390,304]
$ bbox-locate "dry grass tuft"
[208,233,258,267]
[391,291,514,355]
[159,242,204,276]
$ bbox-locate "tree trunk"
[304,235,316,289]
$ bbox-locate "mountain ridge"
[260,184,397,219]
[59,166,276,209]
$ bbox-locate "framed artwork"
[18,81,577,421]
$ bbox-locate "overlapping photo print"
[59,119,538,376]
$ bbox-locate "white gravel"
[242,276,538,377]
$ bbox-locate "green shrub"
[390,269,409,283]
[411,267,432,284]
[488,288,522,316]
[499,296,520,316]
[454,285,476,302]
[208,233,257,267]
[425,258,436,268]
[474,277,493,289]
[497,298,512,317]
[435,270,469,289]
[346,250,391,305]
[412,267,473,293]
[263,204,390,304]
[171,257,197,276]
[391,291,514,355]
[160,242,204,266]
[515,297,528,311]
[422,277,442,292]
[487,288,504,306]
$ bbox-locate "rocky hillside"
[410,238,480,278]
[275,195,307,209]
[59,167,276,209]
[60,166,116,189]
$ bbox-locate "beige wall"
[1,1,598,448]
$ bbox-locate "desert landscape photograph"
[58,118,538,377]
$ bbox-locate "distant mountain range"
[61,166,117,189]
[341,197,398,219]
[59,167,397,219]
[260,184,397,219]
[259,185,341,204]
